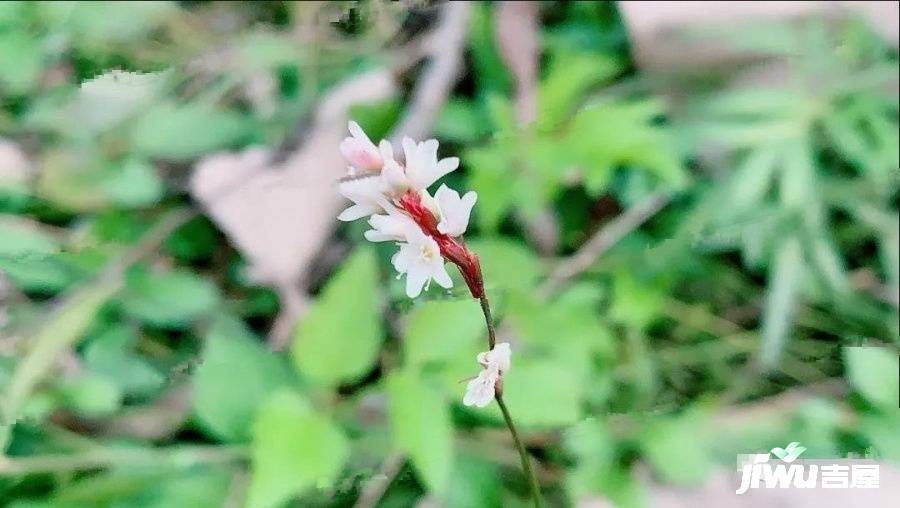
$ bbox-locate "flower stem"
[496,394,543,508]
[477,294,541,507]
[478,294,497,348]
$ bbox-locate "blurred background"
[0,1,898,507]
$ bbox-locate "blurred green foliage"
[0,2,897,508]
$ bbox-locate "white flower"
[363,212,416,242]
[434,184,477,237]
[379,140,410,196]
[391,224,453,298]
[478,342,511,372]
[463,370,498,408]
[340,121,382,172]
[464,343,511,408]
[337,175,386,221]
[401,137,459,191]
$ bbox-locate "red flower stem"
[398,190,484,298]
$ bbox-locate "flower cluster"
[463,343,511,407]
[337,122,512,410]
[337,121,482,299]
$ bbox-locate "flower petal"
[432,261,453,289]
[364,213,414,242]
[488,343,511,373]
[435,184,477,236]
[463,370,497,407]
[405,264,430,298]
[338,203,377,222]
[348,120,372,145]
[433,156,459,181]
[340,121,382,171]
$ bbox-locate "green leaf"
[505,288,613,361]
[607,271,665,330]
[137,468,232,508]
[291,248,381,387]
[881,216,900,289]
[498,357,583,428]
[132,103,250,160]
[42,1,174,43]
[404,299,484,368]
[822,110,871,172]
[1,282,117,451]
[563,417,615,499]
[728,145,780,212]
[469,3,511,97]
[467,238,541,291]
[435,100,491,143]
[83,325,165,398]
[695,89,803,119]
[0,30,42,94]
[641,409,713,486]
[57,373,123,418]
[120,269,219,328]
[810,235,847,293]
[247,390,349,508]
[0,2,27,28]
[539,52,621,127]
[442,455,501,508]
[780,141,815,208]
[193,315,295,442]
[860,410,900,460]
[386,369,453,493]
[237,32,301,71]
[0,217,59,258]
[348,99,401,141]
[466,146,516,232]
[568,99,685,191]
[47,467,224,507]
[99,158,164,208]
[759,237,803,370]
[35,150,162,211]
[844,346,899,409]
[0,256,75,293]
[163,217,218,262]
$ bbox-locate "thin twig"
[388,2,471,143]
[539,192,671,298]
[495,1,538,126]
[495,1,560,254]
[267,283,309,351]
[352,452,405,508]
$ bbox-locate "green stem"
[477,295,542,507]
[478,294,497,348]
[496,394,542,508]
